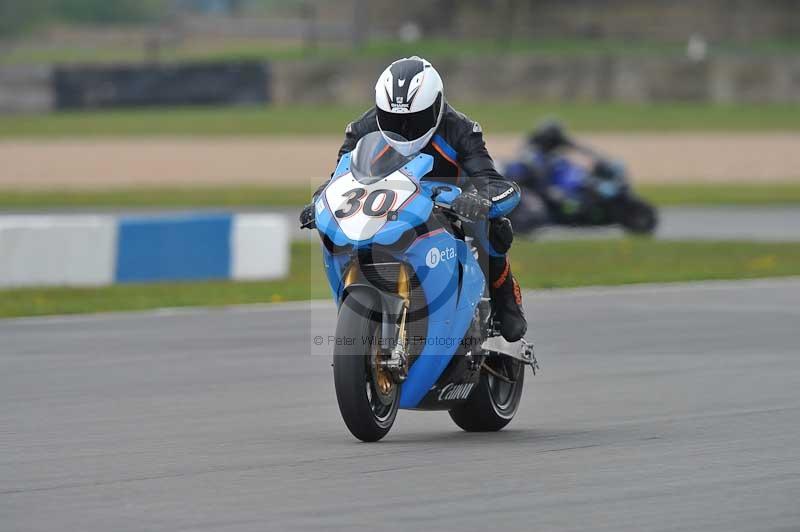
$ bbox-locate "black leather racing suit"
[314,102,527,342]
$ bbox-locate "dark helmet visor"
[376,94,442,142]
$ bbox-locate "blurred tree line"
[2,0,798,43]
[0,0,166,37]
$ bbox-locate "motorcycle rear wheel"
[448,355,525,432]
[333,290,399,442]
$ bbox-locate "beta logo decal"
[438,382,475,401]
[425,246,456,268]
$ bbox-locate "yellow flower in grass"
[746,255,777,271]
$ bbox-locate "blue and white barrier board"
[0,213,289,288]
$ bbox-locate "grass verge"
[0,186,316,209]
[637,183,800,206]
[2,183,799,210]
[2,239,799,318]
[5,37,800,66]
[0,38,688,66]
[3,102,800,138]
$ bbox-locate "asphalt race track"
[537,206,800,242]
[2,279,799,531]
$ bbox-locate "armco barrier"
[0,213,288,288]
[53,61,270,110]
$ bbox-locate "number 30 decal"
[334,188,397,219]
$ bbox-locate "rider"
[300,56,527,343]
[504,120,569,196]
[506,120,623,222]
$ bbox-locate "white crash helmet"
[374,56,444,157]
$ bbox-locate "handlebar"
[433,201,461,216]
[433,201,487,223]
[303,196,487,231]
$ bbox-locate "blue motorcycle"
[504,123,658,236]
[308,132,537,442]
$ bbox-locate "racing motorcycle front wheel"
[448,354,525,432]
[333,289,399,442]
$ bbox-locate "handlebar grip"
[434,201,488,223]
[434,201,465,219]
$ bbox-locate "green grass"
[0,241,327,318]
[5,37,800,66]
[2,182,799,210]
[0,38,699,66]
[3,102,800,139]
[510,239,800,288]
[0,186,316,209]
[638,183,800,206]
[2,239,799,318]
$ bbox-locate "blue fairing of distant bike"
[537,154,587,202]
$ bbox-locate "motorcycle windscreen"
[324,132,419,242]
[350,131,415,185]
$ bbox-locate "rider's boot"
[489,256,527,342]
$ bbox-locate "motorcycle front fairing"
[395,226,484,408]
[538,154,588,203]
[315,152,435,250]
[316,141,485,410]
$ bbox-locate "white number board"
[324,171,417,241]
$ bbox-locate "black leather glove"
[299,203,316,229]
[450,191,492,221]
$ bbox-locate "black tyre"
[333,290,399,442]
[621,198,658,235]
[449,355,525,432]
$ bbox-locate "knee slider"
[488,217,514,254]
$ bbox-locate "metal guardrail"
[53,60,270,110]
